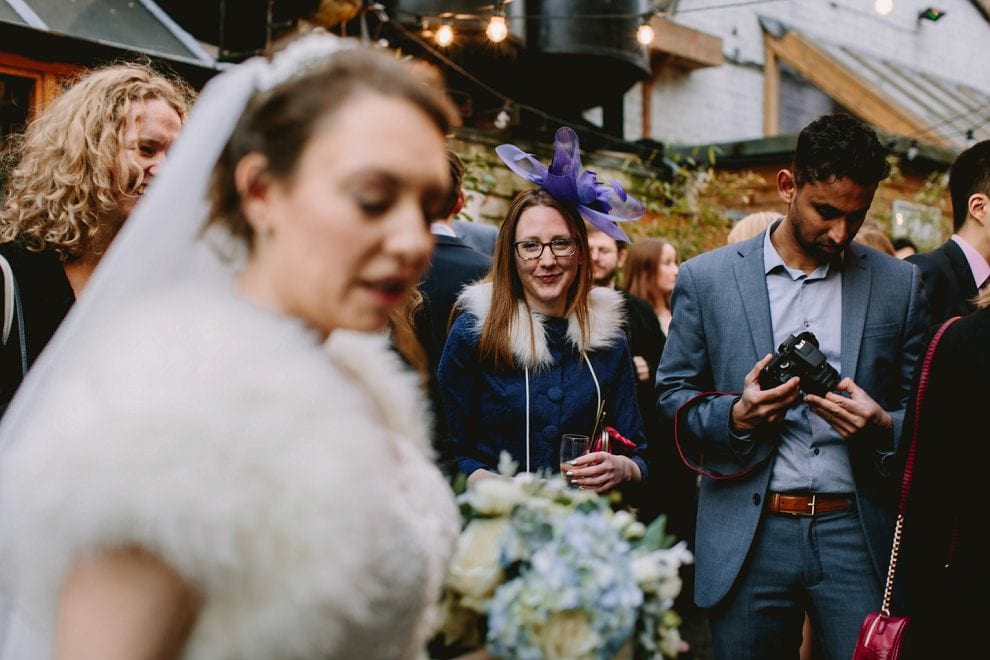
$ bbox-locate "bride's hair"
[205,39,459,249]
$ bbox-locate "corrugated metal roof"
[1,0,216,68]
[813,38,989,150]
[764,19,990,151]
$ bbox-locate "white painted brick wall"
[626,0,990,146]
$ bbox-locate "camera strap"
[673,390,770,480]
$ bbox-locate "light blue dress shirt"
[762,224,853,493]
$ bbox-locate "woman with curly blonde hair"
[0,61,193,414]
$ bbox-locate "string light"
[435,23,454,47]
[494,103,512,129]
[389,3,667,47]
[636,21,655,46]
[874,0,893,16]
[486,15,508,43]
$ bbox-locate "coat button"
[547,386,563,402]
[544,425,558,440]
[753,493,761,506]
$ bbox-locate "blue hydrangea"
[486,509,643,659]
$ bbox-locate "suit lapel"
[841,245,870,379]
[733,239,775,359]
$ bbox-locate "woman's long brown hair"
[470,188,592,371]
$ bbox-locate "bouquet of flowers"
[432,454,693,659]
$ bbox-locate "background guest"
[853,223,896,255]
[438,127,648,494]
[414,147,491,481]
[586,226,664,409]
[895,288,989,656]
[416,148,492,374]
[0,62,192,415]
[452,218,498,256]
[727,210,779,244]
[891,236,918,260]
[621,237,679,336]
[906,140,990,324]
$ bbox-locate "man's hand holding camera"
[731,353,801,432]
[805,379,892,439]
[733,331,892,438]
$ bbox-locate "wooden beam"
[641,76,653,138]
[0,53,80,116]
[763,34,780,137]
[648,18,723,71]
[764,29,952,147]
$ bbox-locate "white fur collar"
[456,281,625,368]
[324,329,433,457]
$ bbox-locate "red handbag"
[852,316,959,660]
[852,611,910,660]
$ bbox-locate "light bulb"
[486,15,508,43]
[874,0,893,16]
[494,108,510,129]
[636,23,655,46]
[435,24,454,47]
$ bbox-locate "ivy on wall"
[453,138,951,262]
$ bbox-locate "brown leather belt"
[767,492,852,516]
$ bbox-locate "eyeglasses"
[513,238,579,260]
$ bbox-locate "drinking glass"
[559,434,590,488]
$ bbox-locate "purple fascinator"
[495,126,644,242]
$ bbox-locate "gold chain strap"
[880,514,903,616]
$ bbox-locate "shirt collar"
[430,221,458,238]
[762,219,840,280]
[950,234,990,289]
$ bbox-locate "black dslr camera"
[758,331,839,397]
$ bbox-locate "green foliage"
[632,513,675,554]
[625,154,767,260]
[867,155,951,240]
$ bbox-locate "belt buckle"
[807,494,816,516]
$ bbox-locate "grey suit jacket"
[452,219,498,257]
[656,231,930,608]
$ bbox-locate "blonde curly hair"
[0,62,194,260]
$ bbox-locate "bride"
[0,32,460,659]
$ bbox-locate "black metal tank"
[386,0,650,128]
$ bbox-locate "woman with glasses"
[436,128,648,493]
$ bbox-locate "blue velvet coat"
[437,282,647,480]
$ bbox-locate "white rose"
[465,477,525,515]
[535,610,600,660]
[445,518,507,605]
[611,509,636,532]
[657,574,684,601]
[631,553,663,593]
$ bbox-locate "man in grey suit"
[452,218,498,256]
[656,114,930,658]
[906,139,990,325]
